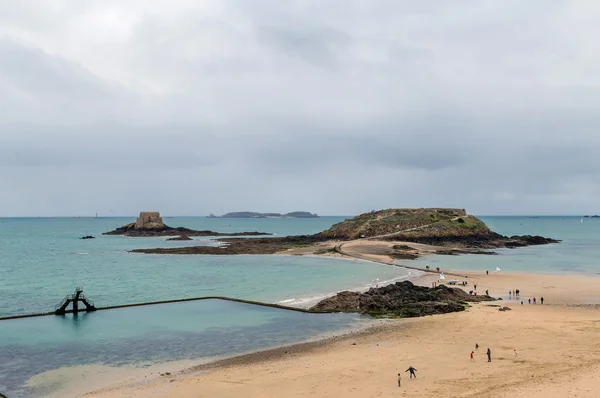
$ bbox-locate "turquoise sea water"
[0,216,408,396]
[1,215,598,396]
[0,216,417,317]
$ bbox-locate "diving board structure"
[55,287,97,315]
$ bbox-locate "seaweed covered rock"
[311,281,495,317]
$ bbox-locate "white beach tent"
[439,272,445,280]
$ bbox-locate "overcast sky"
[1,1,599,217]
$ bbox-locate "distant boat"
[581,218,584,224]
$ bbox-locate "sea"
[0,215,598,396]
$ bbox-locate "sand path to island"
[81,270,600,398]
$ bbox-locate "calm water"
[1,215,597,396]
[0,299,365,397]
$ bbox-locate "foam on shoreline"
[275,269,425,308]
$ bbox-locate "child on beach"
[397,373,401,387]
[470,351,475,361]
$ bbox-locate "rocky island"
[208,211,319,218]
[104,212,271,237]
[311,280,495,317]
[131,208,559,257]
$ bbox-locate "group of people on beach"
[470,343,493,362]
[524,297,544,305]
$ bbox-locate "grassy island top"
[321,208,491,240]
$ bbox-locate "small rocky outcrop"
[167,235,193,241]
[104,212,271,237]
[311,281,496,317]
[80,235,95,240]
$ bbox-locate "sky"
[1,0,600,217]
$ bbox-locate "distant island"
[104,212,271,238]
[207,211,319,219]
[133,208,559,258]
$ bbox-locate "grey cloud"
[1,1,600,216]
[256,23,351,67]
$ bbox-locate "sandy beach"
[79,262,600,398]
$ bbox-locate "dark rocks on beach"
[167,235,193,241]
[499,307,512,311]
[104,212,271,238]
[80,235,95,239]
[310,281,496,317]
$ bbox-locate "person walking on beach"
[516,289,520,297]
[406,366,417,379]
[533,297,537,304]
[485,289,489,296]
[514,349,518,356]
[541,297,544,304]
[397,373,402,387]
[470,351,475,362]
[486,270,489,275]
[474,284,477,291]
[475,343,479,351]
[487,348,492,362]
[528,298,531,304]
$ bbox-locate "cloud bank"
[1,0,599,216]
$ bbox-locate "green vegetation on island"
[321,208,485,240]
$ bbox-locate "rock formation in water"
[131,208,559,255]
[310,281,495,317]
[104,212,271,237]
[321,208,560,249]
